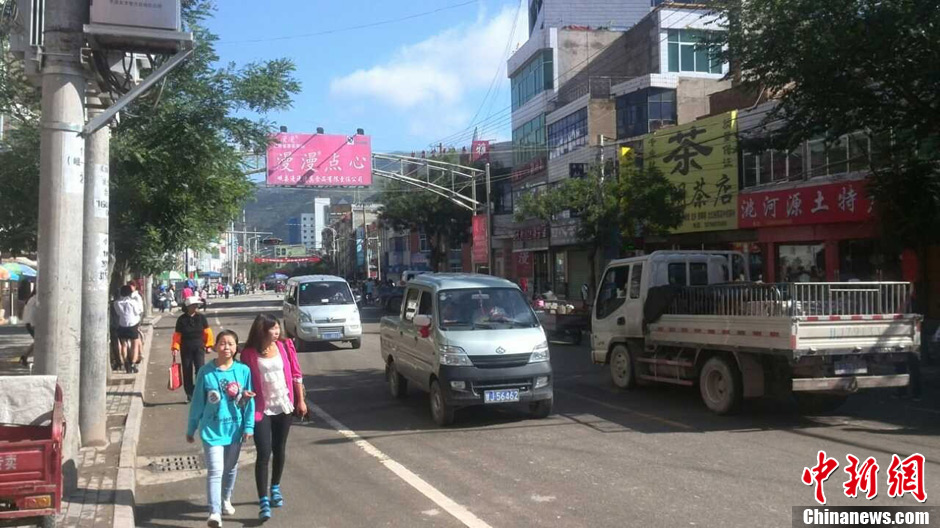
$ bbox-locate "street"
[133,295,940,527]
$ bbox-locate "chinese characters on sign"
[801,450,926,505]
[471,140,490,163]
[252,256,322,264]
[644,111,739,233]
[738,180,872,228]
[472,215,489,264]
[266,133,372,187]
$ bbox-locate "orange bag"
[167,354,182,391]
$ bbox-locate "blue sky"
[209,0,528,153]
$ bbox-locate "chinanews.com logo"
[794,450,934,527]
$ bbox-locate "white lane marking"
[531,494,556,503]
[310,403,493,528]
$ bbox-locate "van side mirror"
[413,314,431,329]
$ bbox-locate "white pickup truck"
[592,251,920,414]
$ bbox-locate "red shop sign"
[515,251,534,277]
[738,180,872,229]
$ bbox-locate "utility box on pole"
[89,0,180,30]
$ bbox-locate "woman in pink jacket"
[239,314,307,521]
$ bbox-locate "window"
[547,107,588,159]
[689,263,708,286]
[668,263,687,286]
[298,281,354,306]
[418,291,433,316]
[438,288,538,330]
[510,50,554,111]
[450,262,463,273]
[741,141,806,188]
[629,263,643,299]
[512,114,546,166]
[495,181,513,214]
[596,266,629,319]
[419,232,429,252]
[809,135,859,178]
[616,88,676,139]
[403,288,421,322]
[667,29,723,74]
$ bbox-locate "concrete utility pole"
[35,0,88,462]
[361,201,368,279]
[79,92,110,447]
[485,162,493,275]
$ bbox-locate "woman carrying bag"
[171,296,215,402]
[239,314,307,521]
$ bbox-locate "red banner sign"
[253,256,322,264]
[471,140,490,163]
[738,180,872,229]
[472,215,489,264]
[267,133,372,187]
[515,251,533,277]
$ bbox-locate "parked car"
[380,274,553,425]
[283,275,362,350]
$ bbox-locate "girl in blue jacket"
[187,330,255,527]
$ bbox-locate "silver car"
[283,275,363,350]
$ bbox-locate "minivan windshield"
[438,288,539,330]
[298,281,353,306]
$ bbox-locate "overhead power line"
[220,0,479,44]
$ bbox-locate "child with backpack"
[186,330,255,527]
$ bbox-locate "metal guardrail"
[665,282,912,318]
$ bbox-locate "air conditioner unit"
[89,0,180,31]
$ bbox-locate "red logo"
[802,452,927,504]
[802,450,840,505]
[887,453,926,503]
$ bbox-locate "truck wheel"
[430,380,455,426]
[794,393,848,414]
[609,345,636,389]
[699,356,742,415]
[530,397,553,419]
[387,360,408,399]
[350,338,362,349]
[38,515,56,528]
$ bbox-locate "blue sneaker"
[271,485,284,508]
[259,497,272,521]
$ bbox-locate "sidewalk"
[0,318,159,528]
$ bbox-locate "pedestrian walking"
[239,314,307,521]
[114,285,143,373]
[224,283,231,300]
[186,330,254,527]
[200,288,209,311]
[18,292,38,367]
[127,281,145,369]
[172,296,216,402]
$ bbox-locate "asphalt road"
[135,294,940,528]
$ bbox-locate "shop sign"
[738,180,872,228]
[515,224,549,241]
[471,140,490,163]
[472,215,489,264]
[645,111,739,233]
[515,251,533,277]
[511,156,547,183]
[551,218,582,246]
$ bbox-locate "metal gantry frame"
[371,152,483,211]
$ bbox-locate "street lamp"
[322,227,338,274]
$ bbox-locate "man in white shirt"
[115,285,143,373]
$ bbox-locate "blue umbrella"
[203,271,222,279]
[1,262,37,281]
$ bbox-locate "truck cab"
[380,274,553,425]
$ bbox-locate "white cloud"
[329,2,528,145]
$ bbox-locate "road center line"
[555,389,695,431]
[310,403,493,528]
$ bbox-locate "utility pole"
[35,0,88,462]
[361,200,368,280]
[79,92,109,447]
[485,162,493,275]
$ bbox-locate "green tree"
[107,0,299,283]
[714,0,940,269]
[516,159,684,295]
[378,155,474,272]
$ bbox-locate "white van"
[283,275,362,350]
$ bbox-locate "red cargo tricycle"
[0,376,64,528]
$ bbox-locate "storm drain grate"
[147,455,204,473]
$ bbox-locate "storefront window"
[553,251,567,297]
[839,239,901,282]
[778,244,826,282]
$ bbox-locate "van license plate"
[834,360,868,376]
[321,332,343,340]
[484,389,520,403]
